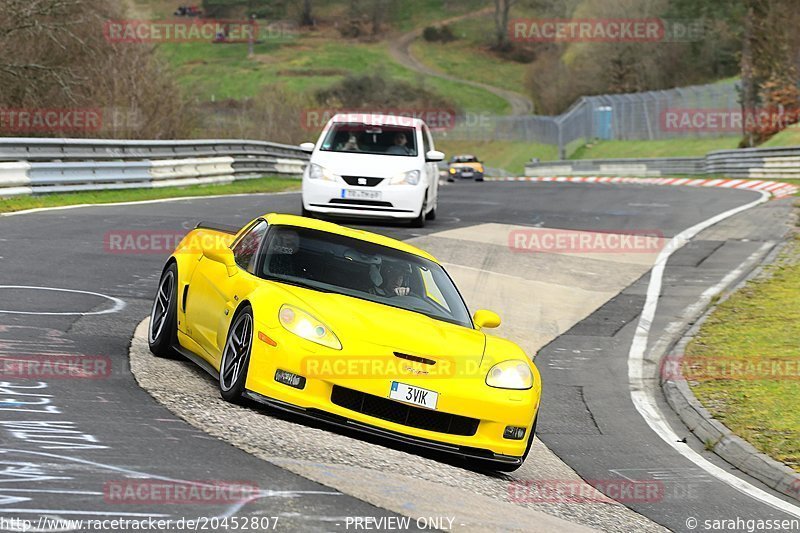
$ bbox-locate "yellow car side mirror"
[473,309,501,329]
[203,246,236,270]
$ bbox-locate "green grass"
[387,0,489,31]
[410,38,529,97]
[761,126,800,147]
[433,137,742,175]
[158,35,509,114]
[436,140,558,175]
[0,176,299,214]
[570,137,741,159]
[686,236,800,473]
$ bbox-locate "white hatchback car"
[300,113,444,227]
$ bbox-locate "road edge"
[660,237,800,503]
[128,319,596,533]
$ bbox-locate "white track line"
[628,190,800,518]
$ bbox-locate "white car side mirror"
[299,142,315,153]
[425,150,445,162]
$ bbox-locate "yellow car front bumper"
[244,326,541,463]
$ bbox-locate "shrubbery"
[422,25,456,43]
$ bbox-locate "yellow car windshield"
[259,226,472,328]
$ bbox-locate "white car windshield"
[259,226,472,328]
[320,123,418,157]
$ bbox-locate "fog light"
[504,425,526,440]
[275,369,306,390]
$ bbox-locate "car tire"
[219,305,254,404]
[426,204,437,221]
[410,196,427,228]
[520,413,539,463]
[148,263,180,359]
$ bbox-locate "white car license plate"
[342,189,382,200]
[462,170,473,176]
[389,381,438,410]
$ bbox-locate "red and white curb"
[486,176,799,199]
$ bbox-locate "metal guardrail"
[0,138,309,197]
[525,146,800,179]
[524,156,705,177]
[705,146,800,178]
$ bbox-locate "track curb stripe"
[486,176,799,199]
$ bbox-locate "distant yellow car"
[148,213,541,470]
[448,154,485,181]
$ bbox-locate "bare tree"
[493,0,516,51]
[300,0,314,27]
[0,0,190,138]
[371,0,387,36]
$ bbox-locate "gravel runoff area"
[129,319,665,533]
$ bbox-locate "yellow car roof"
[263,213,438,263]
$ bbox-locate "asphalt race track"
[0,181,799,532]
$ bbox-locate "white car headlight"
[486,360,533,390]
[279,304,342,350]
[388,170,420,185]
[308,163,338,182]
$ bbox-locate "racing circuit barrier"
[525,146,800,179]
[524,156,705,177]
[0,138,309,197]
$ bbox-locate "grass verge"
[0,176,299,214]
[436,140,558,175]
[570,137,741,159]
[761,127,800,147]
[686,233,800,473]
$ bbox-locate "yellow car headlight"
[279,304,342,350]
[486,360,533,390]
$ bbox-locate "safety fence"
[439,80,743,158]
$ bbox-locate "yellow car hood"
[262,282,486,364]
[450,162,482,170]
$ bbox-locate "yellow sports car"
[148,213,541,471]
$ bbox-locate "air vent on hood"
[394,352,436,366]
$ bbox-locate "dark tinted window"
[259,226,472,327]
[320,123,417,157]
[233,220,268,274]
